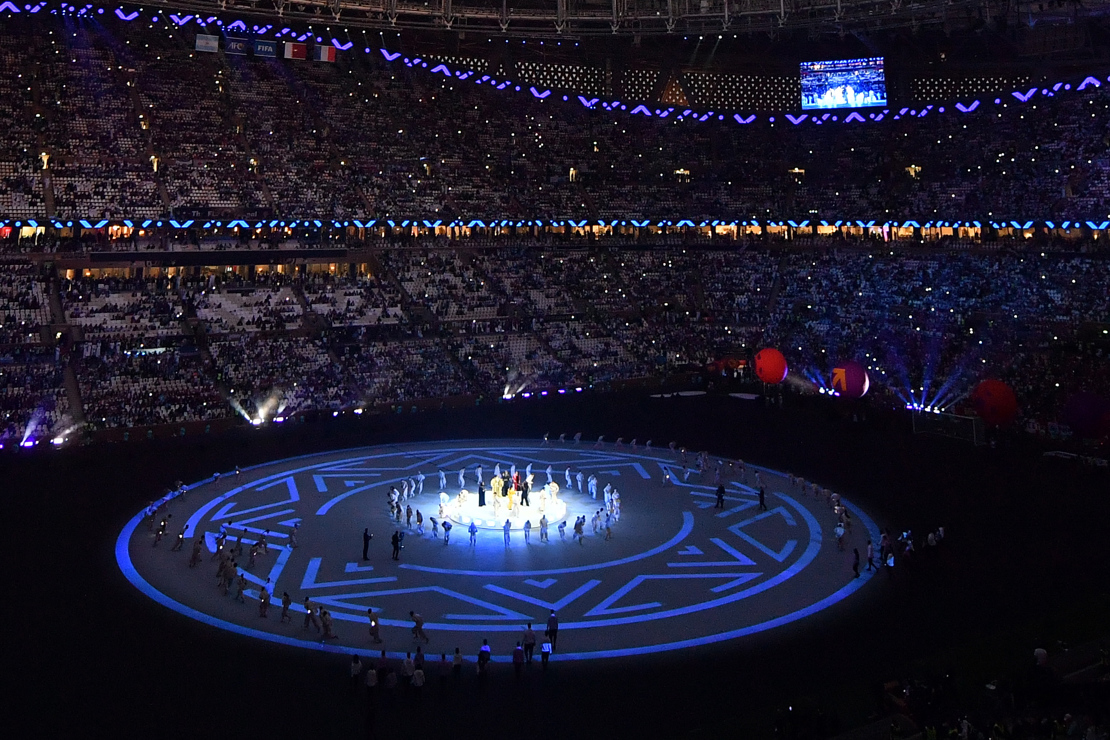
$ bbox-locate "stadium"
[2,0,1109,737]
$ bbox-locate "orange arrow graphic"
[831,367,846,392]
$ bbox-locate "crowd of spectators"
[2,14,1110,441]
[194,276,303,333]
[209,334,354,419]
[3,240,1109,440]
[6,18,1110,222]
[77,340,226,429]
[759,249,1110,428]
[382,250,501,322]
[302,273,407,327]
[455,331,564,398]
[339,339,475,403]
[0,262,51,344]
[0,33,44,219]
[0,344,69,445]
[62,275,185,339]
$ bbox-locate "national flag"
[195,34,218,53]
[284,42,307,60]
[252,39,277,58]
[313,45,336,63]
[225,37,249,55]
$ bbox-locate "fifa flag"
[195,34,219,53]
[284,42,307,60]
[313,45,336,63]
[225,37,249,55]
[253,39,277,58]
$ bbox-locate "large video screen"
[800,57,887,110]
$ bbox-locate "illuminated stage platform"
[117,439,881,662]
[442,483,569,530]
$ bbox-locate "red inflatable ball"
[831,360,870,398]
[1062,392,1110,438]
[970,379,1019,426]
[754,348,789,384]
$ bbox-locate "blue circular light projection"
[118,440,880,661]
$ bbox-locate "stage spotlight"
[273,416,285,423]
[354,408,364,415]
[251,418,263,426]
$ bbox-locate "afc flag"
[313,45,336,63]
[225,37,249,55]
[284,42,307,60]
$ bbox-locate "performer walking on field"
[367,608,382,644]
[546,610,559,651]
[304,598,321,632]
[411,611,429,643]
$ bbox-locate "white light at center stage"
[441,483,568,530]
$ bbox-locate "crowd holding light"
[2,9,1110,445]
[4,241,1110,448]
[5,10,1110,225]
